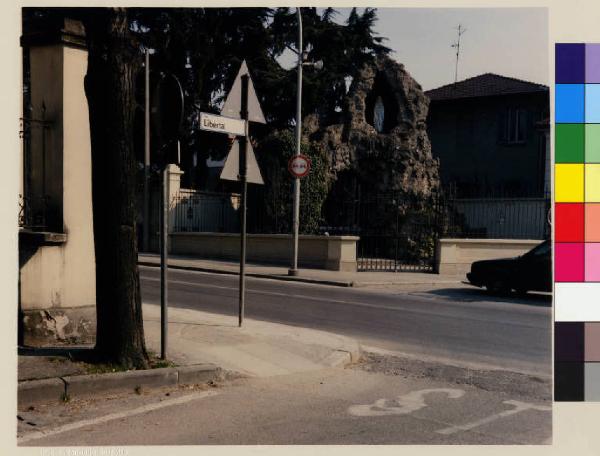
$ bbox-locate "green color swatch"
[586,124,600,163]
[556,123,585,163]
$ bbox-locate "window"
[499,108,528,144]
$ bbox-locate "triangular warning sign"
[221,60,266,124]
[220,139,264,185]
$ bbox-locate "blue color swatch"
[556,84,585,123]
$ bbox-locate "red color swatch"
[555,203,585,242]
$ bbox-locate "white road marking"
[18,390,219,444]
[349,388,465,417]
[435,399,552,435]
[140,276,545,329]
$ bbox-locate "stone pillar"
[166,164,184,234]
[19,15,96,346]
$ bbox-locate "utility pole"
[289,7,303,277]
[143,47,150,252]
[451,24,467,84]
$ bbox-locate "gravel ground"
[352,351,552,401]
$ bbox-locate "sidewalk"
[138,253,462,288]
[143,303,360,377]
[18,303,360,406]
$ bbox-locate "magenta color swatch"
[555,243,585,282]
[586,44,600,83]
[585,243,600,281]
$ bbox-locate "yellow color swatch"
[586,164,600,202]
[555,164,584,202]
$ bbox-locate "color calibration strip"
[555,43,600,401]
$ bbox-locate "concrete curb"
[138,261,355,287]
[18,363,221,407]
[322,341,362,368]
[18,378,66,406]
[352,280,461,288]
[138,260,462,288]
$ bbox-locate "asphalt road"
[17,268,552,446]
[19,353,552,446]
[139,266,552,375]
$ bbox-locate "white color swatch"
[555,283,600,321]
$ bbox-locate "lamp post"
[142,47,184,254]
[142,47,151,253]
[141,48,184,361]
[289,7,323,276]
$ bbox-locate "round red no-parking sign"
[288,154,311,178]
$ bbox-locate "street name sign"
[220,139,264,185]
[215,60,267,328]
[199,112,246,136]
[288,154,311,178]
[221,60,266,124]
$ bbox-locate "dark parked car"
[466,240,551,294]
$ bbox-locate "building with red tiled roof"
[425,73,550,197]
[426,73,548,102]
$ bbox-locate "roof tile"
[425,73,548,101]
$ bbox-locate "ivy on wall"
[256,129,329,234]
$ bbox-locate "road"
[19,357,551,445]
[139,266,552,375]
[18,267,553,446]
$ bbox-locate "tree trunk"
[83,8,148,369]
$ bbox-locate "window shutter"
[498,110,506,143]
[518,109,528,143]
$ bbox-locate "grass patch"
[80,354,176,375]
[149,358,176,369]
[56,348,178,375]
[83,362,130,375]
[147,350,177,369]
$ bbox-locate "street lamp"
[141,48,185,253]
[289,7,323,276]
[142,46,155,253]
[140,47,185,361]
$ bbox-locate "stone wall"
[170,233,359,272]
[435,238,543,277]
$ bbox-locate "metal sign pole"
[289,8,303,277]
[143,48,150,252]
[160,166,169,359]
[238,75,249,327]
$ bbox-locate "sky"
[280,8,549,91]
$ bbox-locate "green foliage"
[126,7,390,174]
[26,7,390,184]
[257,130,329,234]
[268,7,390,128]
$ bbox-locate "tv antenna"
[451,24,467,84]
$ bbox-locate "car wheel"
[486,279,510,295]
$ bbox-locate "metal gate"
[357,232,438,272]
[322,192,445,273]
